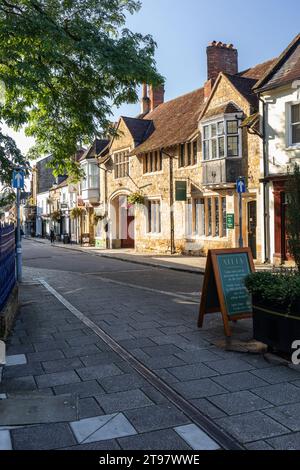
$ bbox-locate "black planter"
[253,303,300,355]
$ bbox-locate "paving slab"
[118,428,192,450]
[96,389,153,414]
[175,424,220,450]
[208,391,271,416]
[124,404,190,433]
[63,439,121,450]
[0,430,12,450]
[212,372,269,392]
[11,423,77,450]
[53,380,105,398]
[70,413,136,444]
[168,364,218,381]
[35,370,81,389]
[0,376,37,393]
[191,398,226,419]
[99,373,148,393]
[267,433,300,450]
[251,366,300,384]
[5,355,27,367]
[245,440,274,450]
[76,364,123,381]
[78,398,104,420]
[252,383,300,406]
[172,378,227,399]
[206,358,254,375]
[0,395,78,426]
[263,403,300,431]
[217,411,289,443]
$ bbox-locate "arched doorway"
[110,193,135,249]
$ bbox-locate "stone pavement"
[2,261,300,450]
[28,237,275,274]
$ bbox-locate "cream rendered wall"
[264,84,300,176]
[261,83,300,262]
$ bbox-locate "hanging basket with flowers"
[51,210,61,222]
[70,207,84,220]
[127,192,145,206]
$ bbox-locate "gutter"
[259,95,269,263]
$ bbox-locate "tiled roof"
[122,116,154,146]
[203,102,242,120]
[254,34,300,91]
[224,74,258,108]
[129,58,277,155]
[80,138,110,162]
[239,58,277,80]
[133,87,205,154]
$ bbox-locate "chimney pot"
[207,41,238,82]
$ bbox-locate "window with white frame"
[114,150,130,179]
[88,163,99,188]
[81,162,99,190]
[202,116,241,160]
[147,200,161,234]
[290,103,300,146]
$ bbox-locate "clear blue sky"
[9,0,300,152]
[113,0,300,119]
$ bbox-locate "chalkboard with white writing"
[198,248,255,337]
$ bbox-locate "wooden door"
[121,214,135,248]
[247,201,257,259]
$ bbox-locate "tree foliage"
[0,0,163,178]
[286,163,300,271]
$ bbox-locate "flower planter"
[253,301,300,355]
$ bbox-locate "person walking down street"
[50,228,55,244]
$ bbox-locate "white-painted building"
[255,33,300,264]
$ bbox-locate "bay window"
[202,116,241,160]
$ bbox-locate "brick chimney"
[207,41,238,82]
[141,83,150,115]
[149,84,165,112]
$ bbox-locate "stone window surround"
[286,101,300,149]
[113,148,131,180]
[146,197,162,236]
[185,195,228,240]
[143,150,163,174]
[178,139,199,169]
[201,113,243,161]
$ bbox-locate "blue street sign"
[236,177,246,194]
[12,170,25,189]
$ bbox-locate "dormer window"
[202,116,241,160]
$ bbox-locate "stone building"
[98,42,276,260]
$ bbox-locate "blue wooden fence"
[0,225,16,311]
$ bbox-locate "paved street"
[1,238,300,450]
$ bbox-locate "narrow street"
[1,239,300,450]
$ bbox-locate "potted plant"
[245,271,300,354]
[245,164,300,356]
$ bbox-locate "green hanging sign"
[175,181,187,201]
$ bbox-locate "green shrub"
[245,271,300,315]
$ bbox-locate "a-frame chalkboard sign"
[198,248,255,337]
